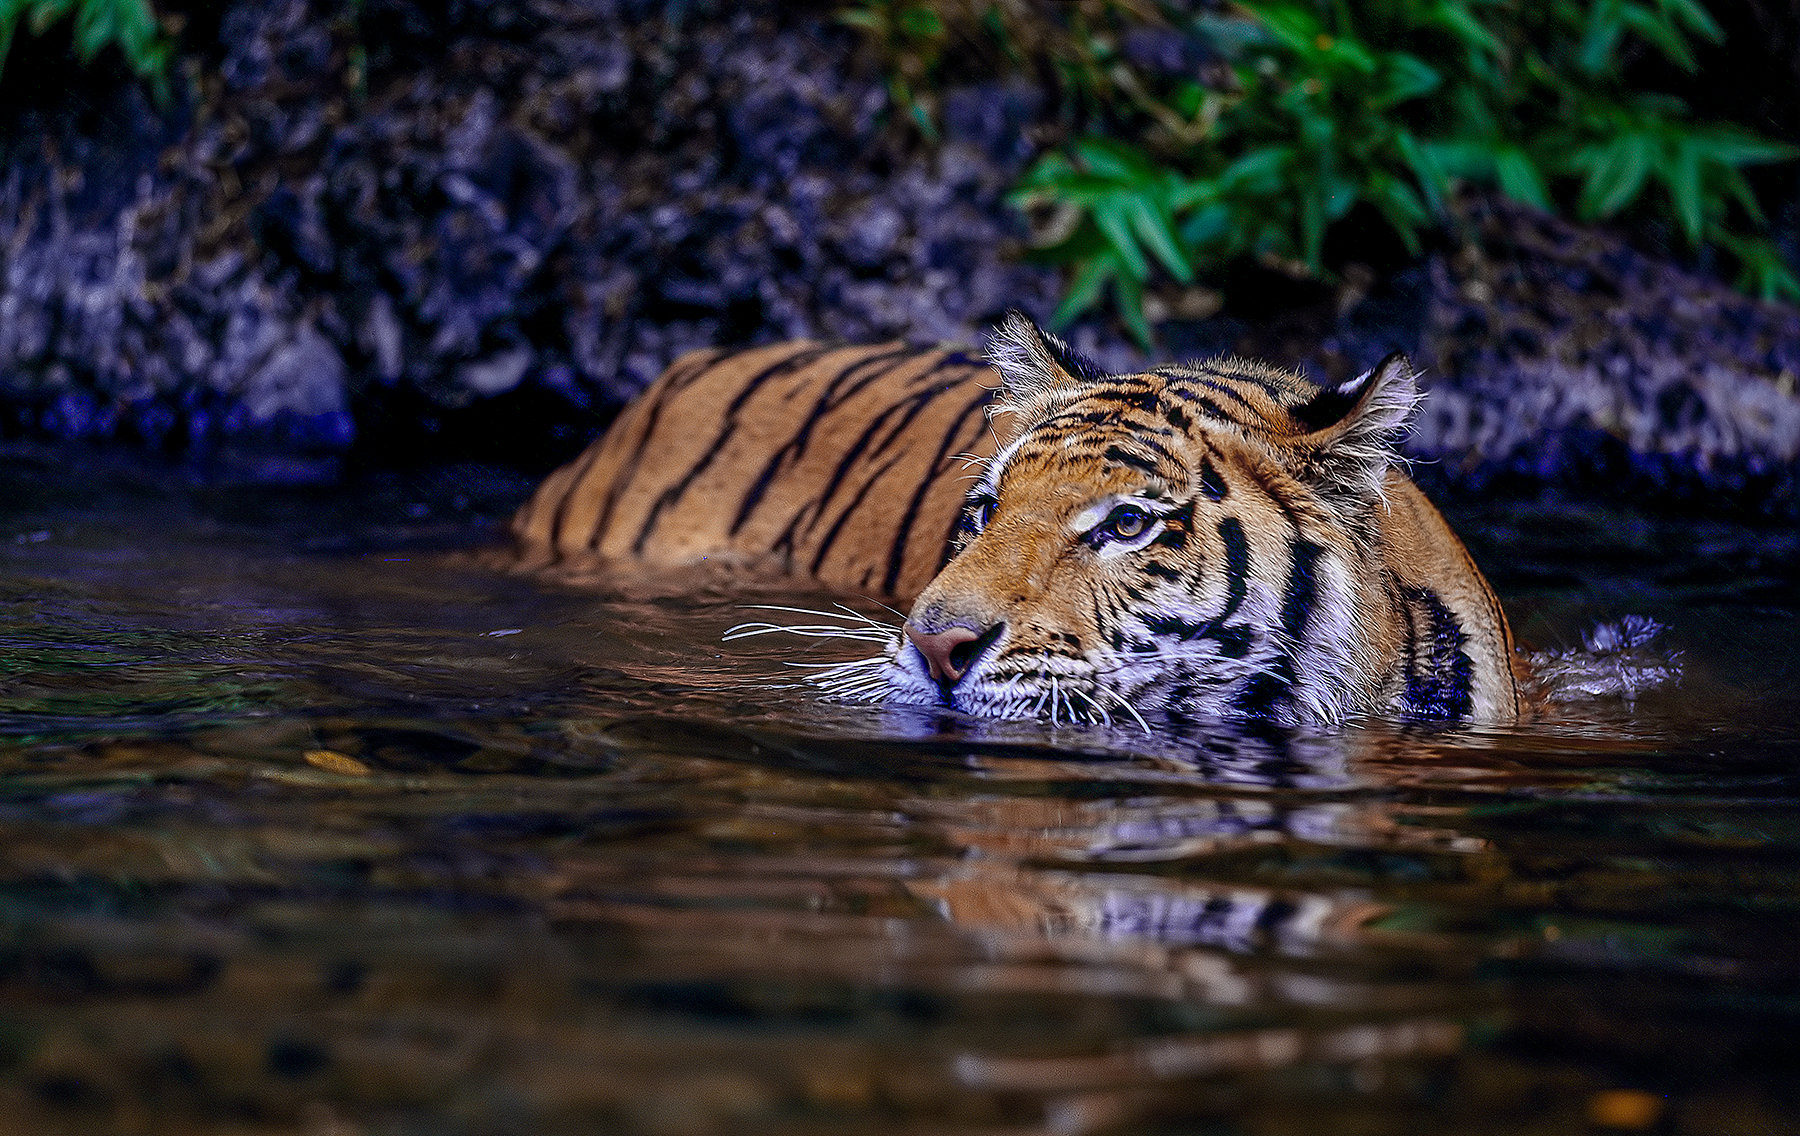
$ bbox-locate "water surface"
[2,451,1798,1135]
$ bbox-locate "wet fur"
[512,315,1523,725]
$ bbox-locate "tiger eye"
[1105,505,1149,540]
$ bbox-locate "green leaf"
[1494,147,1552,211]
[1687,126,1800,168]
[1113,270,1153,350]
[1577,135,1655,218]
[1168,176,1220,212]
[1236,1,1323,54]
[1179,202,1234,253]
[1661,0,1723,41]
[1724,234,1800,303]
[1011,151,1077,197]
[906,98,938,140]
[898,5,942,38]
[1396,131,1450,215]
[1579,0,1625,75]
[116,0,155,57]
[1075,136,1158,183]
[1375,51,1441,108]
[1422,0,1502,57]
[1423,137,1495,182]
[1713,164,1765,223]
[1299,184,1326,270]
[27,0,76,36]
[1050,253,1117,329]
[1367,176,1428,253]
[1092,199,1149,280]
[1218,146,1291,193]
[1321,34,1379,75]
[1666,140,1705,244]
[1127,196,1194,283]
[73,0,117,61]
[1618,3,1697,70]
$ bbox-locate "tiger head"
[880,312,1423,726]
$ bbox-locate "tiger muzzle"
[904,620,1005,690]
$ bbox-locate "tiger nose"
[904,622,995,687]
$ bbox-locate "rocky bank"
[1,0,1797,513]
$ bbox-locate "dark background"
[1,0,1796,515]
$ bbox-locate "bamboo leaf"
[1578,136,1654,218]
[1374,51,1441,108]
[1127,196,1194,282]
[1661,0,1723,41]
[1092,199,1149,280]
[1618,3,1696,70]
[1299,184,1326,270]
[27,0,77,36]
[1666,140,1705,244]
[73,0,117,61]
[1051,254,1117,328]
[1579,0,1624,75]
[1113,271,1153,350]
[1396,131,1450,215]
[1495,147,1552,211]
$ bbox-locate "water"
[2,450,1798,1135]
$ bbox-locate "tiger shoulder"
[511,314,1525,726]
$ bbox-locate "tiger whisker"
[863,598,909,624]
[732,603,901,633]
[1069,686,1112,728]
[723,622,894,643]
[1110,691,1153,735]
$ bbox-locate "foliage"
[0,0,170,89]
[841,0,1800,345]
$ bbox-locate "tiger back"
[509,340,998,599]
[510,315,1523,725]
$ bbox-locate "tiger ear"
[984,311,1107,446]
[1289,352,1419,500]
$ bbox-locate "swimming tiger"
[510,312,1524,725]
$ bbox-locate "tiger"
[509,312,1524,726]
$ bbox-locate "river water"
[2,450,1797,1135]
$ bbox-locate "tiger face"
[879,313,1448,726]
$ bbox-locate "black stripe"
[630,345,837,554]
[1280,539,1321,642]
[884,386,997,595]
[1178,363,1283,399]
[559,348,725,548]
[794,386,940,550]
[544,435,612,552]
[1398,583,1475,720]
[1199,455,1228,501]
[1130,431,1181,466]
[799,369,978,572]
[803,450,909,576]
[1216,518,1248,623]
[1239,462,1301,529]
[1168,388,1236,423]
[1235,662,1295,719]
[729,345,919,536]
[1038,328,1108,383]
[1102,444,1160,474]
[585,392,668,549]
[662,347,731,396]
